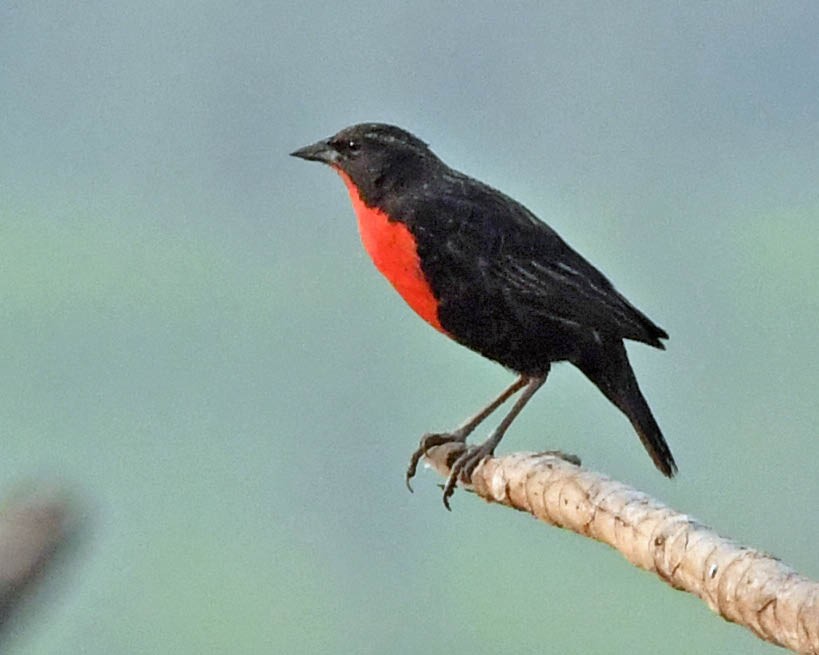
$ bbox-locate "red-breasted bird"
[291,123,676,508]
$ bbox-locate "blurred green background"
[2,2,817,653]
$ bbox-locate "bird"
[291,123,676,508]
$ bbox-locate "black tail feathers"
[574,341,677,478]
[620,388,677,477]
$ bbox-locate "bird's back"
[387,168,667,374]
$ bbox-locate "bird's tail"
[574,342,677,477]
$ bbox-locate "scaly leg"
[442,374,547,509]
[405,375,529,490]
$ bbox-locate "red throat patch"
[336,169,446,334]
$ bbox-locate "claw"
[405,432,466,492]
[442,479,455,511]
[404,375,541,505]
[439,442,494,509]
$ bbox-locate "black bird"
[292,123,676,507]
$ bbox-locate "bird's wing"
[408,175,667,347]
[487,243,667,347]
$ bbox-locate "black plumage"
[292,123,676,507]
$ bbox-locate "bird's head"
[291,123,441,205]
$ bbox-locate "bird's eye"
[347,139,360,151]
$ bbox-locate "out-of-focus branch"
[0,491,73,628]
[424,444,819,655]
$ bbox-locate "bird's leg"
[448,375,530,440]
[405,375,529,490]
[442,374,547,509]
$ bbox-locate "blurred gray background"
[2,2,817,653]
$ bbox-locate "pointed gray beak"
[290,139,340,165]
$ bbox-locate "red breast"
[336,170,447,335]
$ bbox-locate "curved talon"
[442,473,458,510]
[463,453,483,479]
[440,444,494,509]
[405,432,466,492]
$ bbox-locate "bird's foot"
[406,431,467,492]
[441,441,496,510]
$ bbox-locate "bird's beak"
[290,139,339,165]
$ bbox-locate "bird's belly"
[436,293,582,375]
[337,171,447,335]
